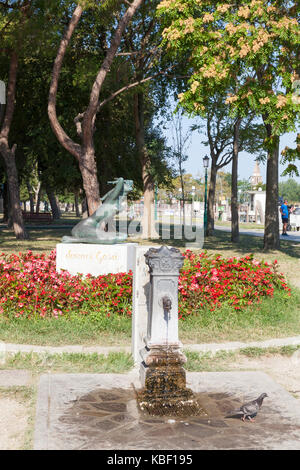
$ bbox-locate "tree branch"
[97,65,175,110]
[0,1,20,9]
[82,0,144,146]
[48,4,83,160]
[217,152,233,169]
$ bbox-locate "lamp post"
[0,80,6,125]
[190,185,195,225]
[203,155,209,233]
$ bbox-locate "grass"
[2,343,299,375]
[180,288,300,344]
[0,227,70,254]
[184,343,300,372]
[215,220,265,230]
[1,351,134,374]
[0,315,132,346]
[0,287,299,346]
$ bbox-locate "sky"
[163,114,299,185]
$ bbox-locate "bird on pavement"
[225,393,268,422]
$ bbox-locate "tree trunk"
[180,167,186,227]
[134,93,157,239]
[74,190,80,217]
[81,197,88,219]
[231,118,241,243]
[0,51,27,239]
[1,147,27,239]
[263,124,280,250]
[46,188,61,219]
[3,182,9,223]
[36,184,43,214]
[78,150,100,216]
[206,163,217,236]
[3,181,13,227]
[26,180,35,212]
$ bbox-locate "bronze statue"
[62,178,133,244]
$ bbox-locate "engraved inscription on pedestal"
[56,243,137,276]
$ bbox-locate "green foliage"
[279,178,300,203]
[157,0,300,150]
[1,0,173,202]
[281,133,300,177]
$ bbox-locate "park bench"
[22,211,53,224]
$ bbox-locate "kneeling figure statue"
[62,178,133,244]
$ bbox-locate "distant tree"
[169,108,191,225]
[281,133,300,177]
[279,179,300,203]
[193,96,263,237]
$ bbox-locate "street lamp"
[203,155,209,233]
[190,185,195,225]
[0,80,6,125]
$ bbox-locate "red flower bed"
[0,250,290,321]
[178,250,291,319]
[0,250,132,319]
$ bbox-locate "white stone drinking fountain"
[136,246,202,417]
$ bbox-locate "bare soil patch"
[0,396,29,450]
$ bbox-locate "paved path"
[215,225,300,243]
[2,334,300,357]
[34,371,300,450]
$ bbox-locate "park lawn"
[0,218,300,346]
[0,287,299,346]
[215,220,265,230]
[184,343,300,372]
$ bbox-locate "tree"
[48,0,144,216]
[201,97,236,236]
[107,0,176,237]
[193,95,262,237]
[3,1,171,226]
[169,107,191,225]
[0,1,32,239]
[158,0,300,249]
[279,179,300,203]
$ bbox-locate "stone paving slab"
[4,343,131,355]
[0,370,32,387]
[34,371,300,450]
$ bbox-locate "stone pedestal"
[137,346,198,416]
[137,246,200,416]
[56,243,137,276]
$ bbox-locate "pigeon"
[225,393,268,422]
